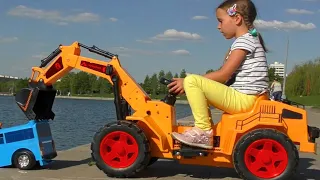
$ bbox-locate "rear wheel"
[233,128,299,180]
[13,149,36,170]
[91,120,151,178]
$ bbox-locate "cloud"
[64,12,100,23]
[111,47,161,56]
[56,22,68,26]
[254,19,316,30]
[7,5,102,25]
[136,39,153,44]
[0,36,18,43]
[286,8,314,14]
[191,16,209,20]
[151,29,202,41]
[109,17,118,22]
[171,49,190,56]
[109,47,190,56]
[32,53,48,59]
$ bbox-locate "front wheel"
[91,120,151,178]
[233,128,299,180]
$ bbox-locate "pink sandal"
[171,126,213,149]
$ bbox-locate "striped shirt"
[226,33,269,95]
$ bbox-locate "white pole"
[273,27,289,100]
[282,35,289,100]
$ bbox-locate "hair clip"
[227,4,237,16]
[249,28,258,37]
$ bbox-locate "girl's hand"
[167,78,185,95]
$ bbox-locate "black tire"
[147,157,158,166]
[13,149,36,170]
[233,128,299,180]
[91,120,151,178]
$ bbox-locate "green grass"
[287,95,320,107]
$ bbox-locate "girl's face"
[216,8,238,39]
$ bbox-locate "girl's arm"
[203,49,248,83]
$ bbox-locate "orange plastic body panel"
[128,93,317,168]
[29,42,317,168]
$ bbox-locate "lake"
[0,95,192,151]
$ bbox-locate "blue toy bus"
[0,120,57,170]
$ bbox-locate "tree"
[206,69,215,74]
[142,75,151,94]
[98,77,112,94]
[56,73,74,95]
[158,70,166,94]
[268,68,275,83]
[88,74,98,94]
[180,69,187,78]
[165,71,173,80]
[14,78,28,92]
[150,73,158,95]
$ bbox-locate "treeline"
[286,57,320,97]
[1,57,318,98]
[0,77,28,94]
[49,67,276,96]
[0,69,213,96]
[54,68,218,96]
[54,69,191,96]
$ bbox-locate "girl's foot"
[171,127,213,149]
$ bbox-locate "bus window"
[0,134,3,144]
[5,128,34,143]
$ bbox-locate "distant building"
[269,62,285,78]
[0,74,19,80]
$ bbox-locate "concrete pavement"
[0,108,319,180]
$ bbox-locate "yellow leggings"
[183,74,258,131]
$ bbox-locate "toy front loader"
[14,41,320,180]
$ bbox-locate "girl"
[168,0,269,149]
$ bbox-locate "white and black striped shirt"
[226,33,269,95]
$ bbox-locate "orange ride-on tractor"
[14,41,319,180]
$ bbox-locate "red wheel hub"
[100,131,139,168]
[244,139,288,179]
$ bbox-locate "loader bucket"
[15,83,56,121]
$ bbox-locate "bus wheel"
[13,149,36,170]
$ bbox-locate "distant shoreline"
[0,94,189,104]
[0,93,12,96]
[55,95,190,104]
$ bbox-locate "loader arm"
[15,41,151,120]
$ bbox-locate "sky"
[0,0,319,83]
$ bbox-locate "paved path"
[0,108,319,180]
